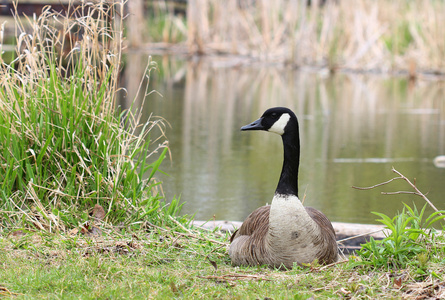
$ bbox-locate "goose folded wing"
[305,206,338,264]
[230,205,270,243]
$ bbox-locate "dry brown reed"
[153,0,445,74]
[1,1,123,111]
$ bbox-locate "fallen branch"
[0,286,22,296]
[169,215,194,235]
[318,259,348,271]
[197,273,271,282]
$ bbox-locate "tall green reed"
[0,2,182,232]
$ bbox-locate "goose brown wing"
[230,205,270,243]
[305,207,336,236]
[305,206,338,264]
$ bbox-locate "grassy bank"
[1,212,445,299]
[146,0,445,76]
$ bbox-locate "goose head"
[241,107,298,136]
[241,107,300,196]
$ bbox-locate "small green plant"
[355,203,445,270]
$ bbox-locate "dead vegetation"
[147,0,445,76]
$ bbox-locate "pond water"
[120,53,445,225]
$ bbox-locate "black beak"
[241,117,265,131]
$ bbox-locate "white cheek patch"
[268,113,290,135]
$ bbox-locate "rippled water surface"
[120,53,445,224]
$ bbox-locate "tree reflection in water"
[120,53,445,225]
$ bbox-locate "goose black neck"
[275,130,300,197]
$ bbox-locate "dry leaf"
[172,240,182,249]
[128,241,141,249]
[338,287,351,295]
[92,204,106,221]
[207,258,218,271]
[80,222,91,235]
[170,281,179,295]
[10,230,25,237]
[114,241,129,254]
[68,228,79,237]
[394,277,403,288]
[90,226,102,236]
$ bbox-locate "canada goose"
[229,107,338,268]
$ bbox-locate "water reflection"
[120,53,445,224]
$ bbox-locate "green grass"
[2,221,444,299]
[2,194,445,298]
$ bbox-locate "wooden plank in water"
[192,220,388,238]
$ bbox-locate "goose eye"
[271,113,278,119]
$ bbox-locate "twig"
[0,286,22,296]
[169,215,193,235]
[301,184,309,204]
[198,274,271,282]
[189,221,225,238]
[352,167,442,216]
[204,244,227,261]
[352,176,403,190]
[391,168,441,215]
[318,259,348,270]
[175,231,227,246]
[336,229,385,244]
[381,191,417,195]
[226,274,271,280]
